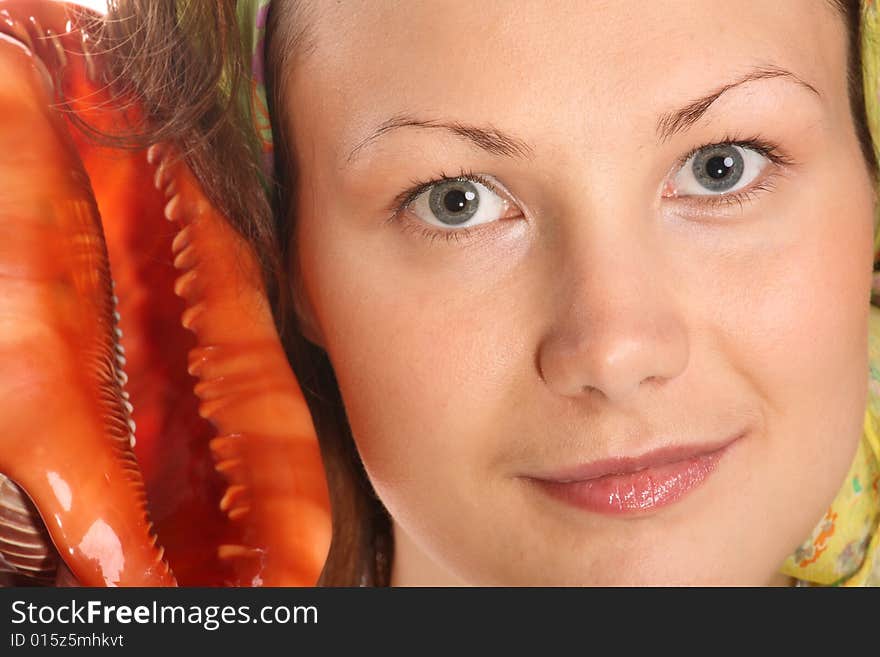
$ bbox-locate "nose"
[537,223,689,403]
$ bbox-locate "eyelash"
[671,134,795,211]
[384,167,496,244]
[387,135,794,244]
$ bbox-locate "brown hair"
[260,1,394,587]
[92,0,391,586]
[82,0,289,332]
[91,0,875,587]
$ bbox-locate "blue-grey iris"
[428,179,480,226]
[691,145,744,192]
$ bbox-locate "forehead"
[286,0,847,164]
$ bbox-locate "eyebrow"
[655,65,820,142]
[345,114,535,165]
[344,65,820,165]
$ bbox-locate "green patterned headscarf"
[776,0,880,587]
[235,0,880,586]
[862,1,880,253]
[236,0,274,190]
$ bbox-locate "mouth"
[521,430,746,516]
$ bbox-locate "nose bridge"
[538,204,689,402]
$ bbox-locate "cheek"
[727,168,873,419]
[707,155,874,538]
[294,186,531,526]
[292,129,877,583]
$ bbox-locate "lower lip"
[528,442,736,516]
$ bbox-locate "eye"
[670,143,769,197]
[408,177,511,230]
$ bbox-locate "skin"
[282,0,877,585]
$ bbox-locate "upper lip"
[525,430,745,483]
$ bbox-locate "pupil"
[444,189,468,213]
[707,155,732,179]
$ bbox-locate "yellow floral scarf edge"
[778,306,880,586]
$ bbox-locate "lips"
[524,431,744,515]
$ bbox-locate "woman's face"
[283,0,876,584]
